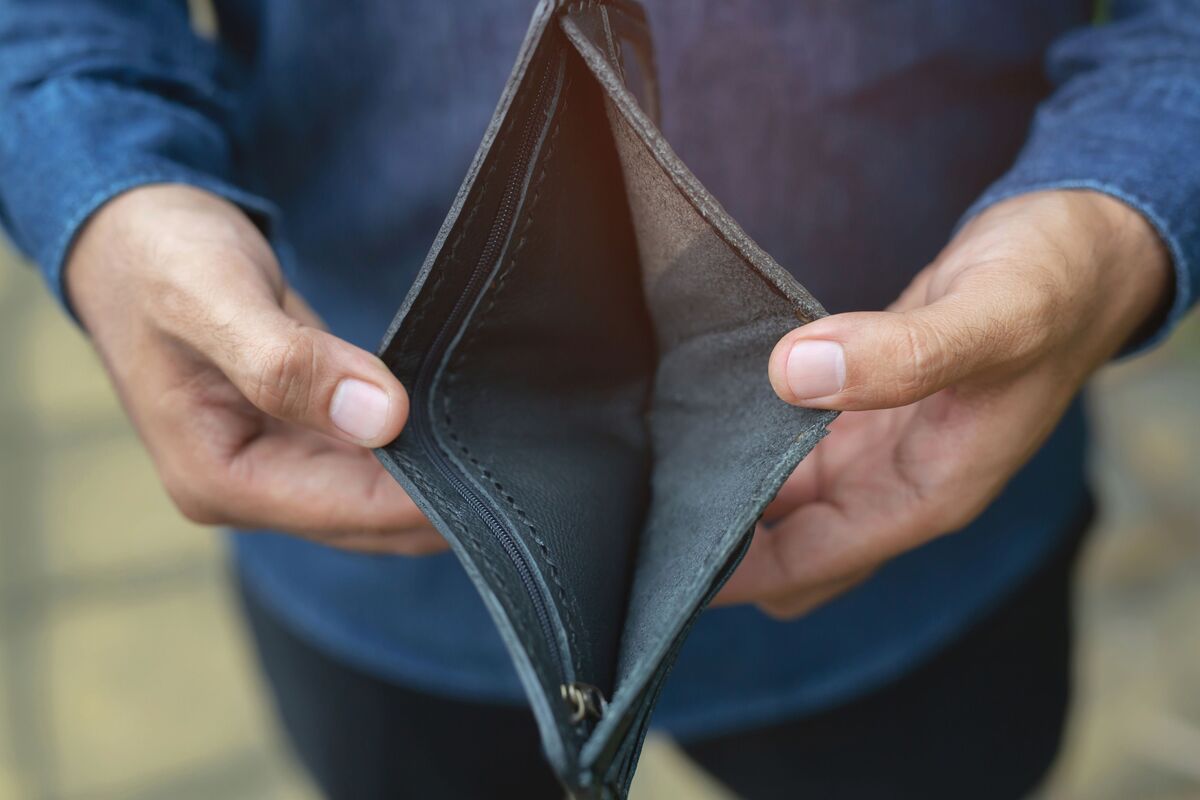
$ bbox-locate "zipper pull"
[561,682,607,725]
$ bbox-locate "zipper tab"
[561,682,607,724]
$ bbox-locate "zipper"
[406,55,604,726]
[562,681,608,725]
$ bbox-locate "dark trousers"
[238,506,1088,800]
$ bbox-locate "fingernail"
[786,340,846,400]
[330,378,390,441]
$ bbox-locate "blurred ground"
[0,239,1197,799]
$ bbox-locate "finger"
[762,456,821,523]
[717,510,842,606]
[136,339,434,546]
[318,528,449,557]
[281,286,329,331]
[755,568,873,620]
[716,500,923,607]
[219,426,433,536]
[165,415,441,541]
[768,293,1053,411]
[184,287,408,448]
[718,383,1053,608]
[144,363,443,549]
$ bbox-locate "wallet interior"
[376,2,835,793]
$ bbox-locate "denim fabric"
[1,0,1196,735]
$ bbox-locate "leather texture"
[375,2,836,795]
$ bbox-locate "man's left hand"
[716,190,1171,618]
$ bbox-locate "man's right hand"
[66,184,445,555]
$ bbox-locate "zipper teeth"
[409,61,568,684]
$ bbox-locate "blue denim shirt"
[2,0,1197,737]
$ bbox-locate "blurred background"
[0,233,1198,800]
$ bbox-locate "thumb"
[196,290,408,447]
[769,298,1039,411]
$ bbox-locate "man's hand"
[717,190,1171,618]
[67,184,445,555]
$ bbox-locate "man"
[0,1,1195,797]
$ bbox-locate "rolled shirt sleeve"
[0,0,277,316]
[960,0,1200,351]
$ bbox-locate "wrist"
[1066,190,1172,354]
[65,184,273,335]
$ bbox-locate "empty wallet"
[374,1,837,796]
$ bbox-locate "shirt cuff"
[957,104,1198,356]
[46,166,279,325]
[0,77,279,325]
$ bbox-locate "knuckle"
[970,260,1067,370]
[324,530,428,556]
[916,499,974,538]
[753,597,811,623]
[246,330,318,419]
[761,529,807,590]
[148,278,195,337]
[1010,276,1064,357]
[159,454,244,527]
[895,460,979,537]
[392,538,439,557]
[380,529,444,556]
[758,598,803,621]
[891,317,944,401]
[163,479,225,525]
[946,501,985,533]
